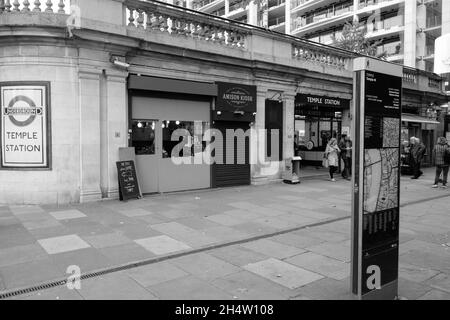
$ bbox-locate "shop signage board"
[0,82,51,169]
[352,58,403,300]
[116,160,141,201]
[216,82,257,113]
[295,93,350,108]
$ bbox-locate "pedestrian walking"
[325,137,340,182]
[410,137,426,179]
[432,136,450,189]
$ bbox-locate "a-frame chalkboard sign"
[116,160,141,201]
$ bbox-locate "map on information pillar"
[363,148,399,213]
[363,71,401,215]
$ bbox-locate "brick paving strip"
[1,168,449,300]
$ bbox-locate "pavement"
[0,167,449,300]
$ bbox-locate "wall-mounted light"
[110,55,130,69]
[217,111,222,115]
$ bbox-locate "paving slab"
[76,272,157,300]
[399,263,441,283]
[425,273,450,293]
[305,242,351,262]
[208,245,269,267]
[135,235,191,255]
[285,252,350,280]
[211,271,293,300]
[0,258,65,290]
[148,275,233,300]
[243,258,324,289]
[98,243,155,266]
[49,209,87,221]
[241,239,306,260]
[127,262,189,287]
[170,252,240,281]
[37,234,91,255]
[0,243,48,268]
[417,289,450,300]
[81,232,133,249]
[289,277,351,300]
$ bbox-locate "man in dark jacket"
[432,137,450,188]
[411,137,426,179]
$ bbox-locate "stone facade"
[0,0,444,205]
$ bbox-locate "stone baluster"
[219,29,226,45]
[238,33,245,48]
[159,15,169,33]
[233,31,240,47]
[45,0,52,12]
[147,12,155,30]
[22,0,30,11]
[191,23,199,38]
[128,7,135,27]
[57,0,64,13]
[12,0,19,12]
[33,0,41,12]
[178,19,186,36]
[198,24,207,40]
[4,0,11,12]
[212,27,220,43]
[227,30,235,46]
[136,9,144,29]
[185,21,194,37]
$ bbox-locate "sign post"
[351,57,403,300]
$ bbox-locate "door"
[213,121,251,187]
[131,96,211,193]
[131,119,159,194]
[265,100,283,161]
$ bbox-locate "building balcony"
[268,16,285,32]
[358,0,399,11]
[268,0,285,15]
[192,0,225,13]
[291,0,340,15]
[365,19,404,40]
[226,2,247,19]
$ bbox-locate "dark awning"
[402,113,440,124]
[128,74,218,96]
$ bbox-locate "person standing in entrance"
[411,137,426,179]
[340,135,352,180]
[325,138,340,182]
[432,137,450,189]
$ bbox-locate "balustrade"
[0,0,68,14]
[125,0,247,49]
[292,44,350,69]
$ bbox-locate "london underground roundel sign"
[0,82,51,169]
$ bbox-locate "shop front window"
[132,120,156,155]
[162,120,209,158]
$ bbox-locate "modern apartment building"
[179,0,450,73]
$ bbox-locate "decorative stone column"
[283,92,295,161]
[79,69,102,202]
[251,87,269,185]
[100,69,129,199]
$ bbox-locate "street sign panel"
[351,58,403,300]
